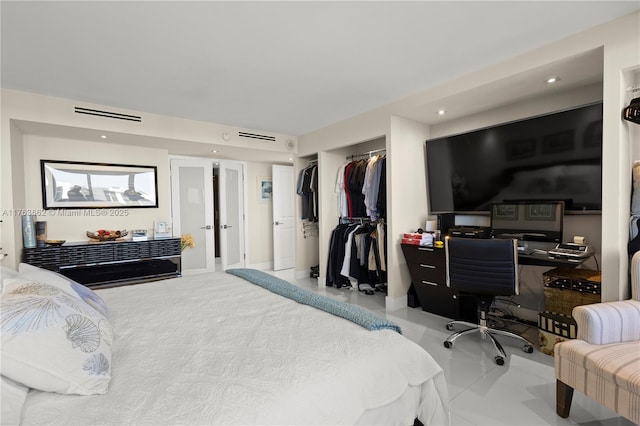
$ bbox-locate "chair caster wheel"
[444,341,452,349]
[495,356,505,365]
[523,344,534,353]
[445,323,454,331]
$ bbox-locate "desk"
[518,251,593,267]
[401,242,594,320]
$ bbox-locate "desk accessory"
[548,242,592,259]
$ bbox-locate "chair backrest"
[445,237,519,297]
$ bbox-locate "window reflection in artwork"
[41,160,158,209]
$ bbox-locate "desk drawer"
[407,262,446,287]
[401,244,445,265]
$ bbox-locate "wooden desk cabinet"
[401,244,460,319]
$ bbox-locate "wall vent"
[74,107,142,122]
[238,131,276,142]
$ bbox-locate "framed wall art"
[258,177,272,202]
[41,160,158,209]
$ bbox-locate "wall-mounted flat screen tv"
[425,102,602,214]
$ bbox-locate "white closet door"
[272,165,295,270]
[170,159,216,274]
[219,161,245,270]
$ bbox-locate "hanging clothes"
[325,220,387,293]
[297,162,318,222]
[336,155,386,221]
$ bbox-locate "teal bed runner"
[227,268,402,334]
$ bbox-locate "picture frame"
[41,160,158,209]
[258,177,272,202]
[494,204,518,220]
[526,203,554,221]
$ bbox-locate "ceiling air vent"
[74,107,142,122]
[238,131,276,142]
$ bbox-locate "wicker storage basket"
[543,267,601,317]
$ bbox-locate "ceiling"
[2,1,639,141]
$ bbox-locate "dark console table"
[23,238,181,289]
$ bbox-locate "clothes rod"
[346,148,386,160]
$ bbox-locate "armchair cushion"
[555,340,640,395]
[573,300,640,344]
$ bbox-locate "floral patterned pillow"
[15,263,109,318]
[0,279,112,395]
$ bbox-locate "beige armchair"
[554,251,640,424]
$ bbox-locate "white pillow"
[15,263,109,318]
[0,278,112,395]
[1,375,29,425]
[0,267,18,294]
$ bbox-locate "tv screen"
[425,102,602,214]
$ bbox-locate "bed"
[1,264,449,425]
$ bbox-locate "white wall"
[246,162,273,267]
[386,116,430,306]
[20,135,170,243]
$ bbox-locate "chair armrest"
[573,300,640,344]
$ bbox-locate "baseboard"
[247,262,273,270]
[385,294,408,311]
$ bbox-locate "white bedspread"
[20,272,449,425]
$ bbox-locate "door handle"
[274,221,281,225]
[200,225,213,230]
[221,224,232,229]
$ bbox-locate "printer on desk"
[449,226,491,239]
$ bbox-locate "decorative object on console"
[154,219,171,239]
[21,215,36,249]
[87,230,128,241]
[181,234,195,251]
[35,221,47,247]
[44,240,65,246]
[131,229,148,241]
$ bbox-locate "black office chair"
[443,237,534,365]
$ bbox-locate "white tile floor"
[269,269,636,426]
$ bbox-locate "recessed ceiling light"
[211,150,218,153]
[546,77,560,84]
[437,109,447,116]
[289,157,293,161]
[100,135,107,139]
